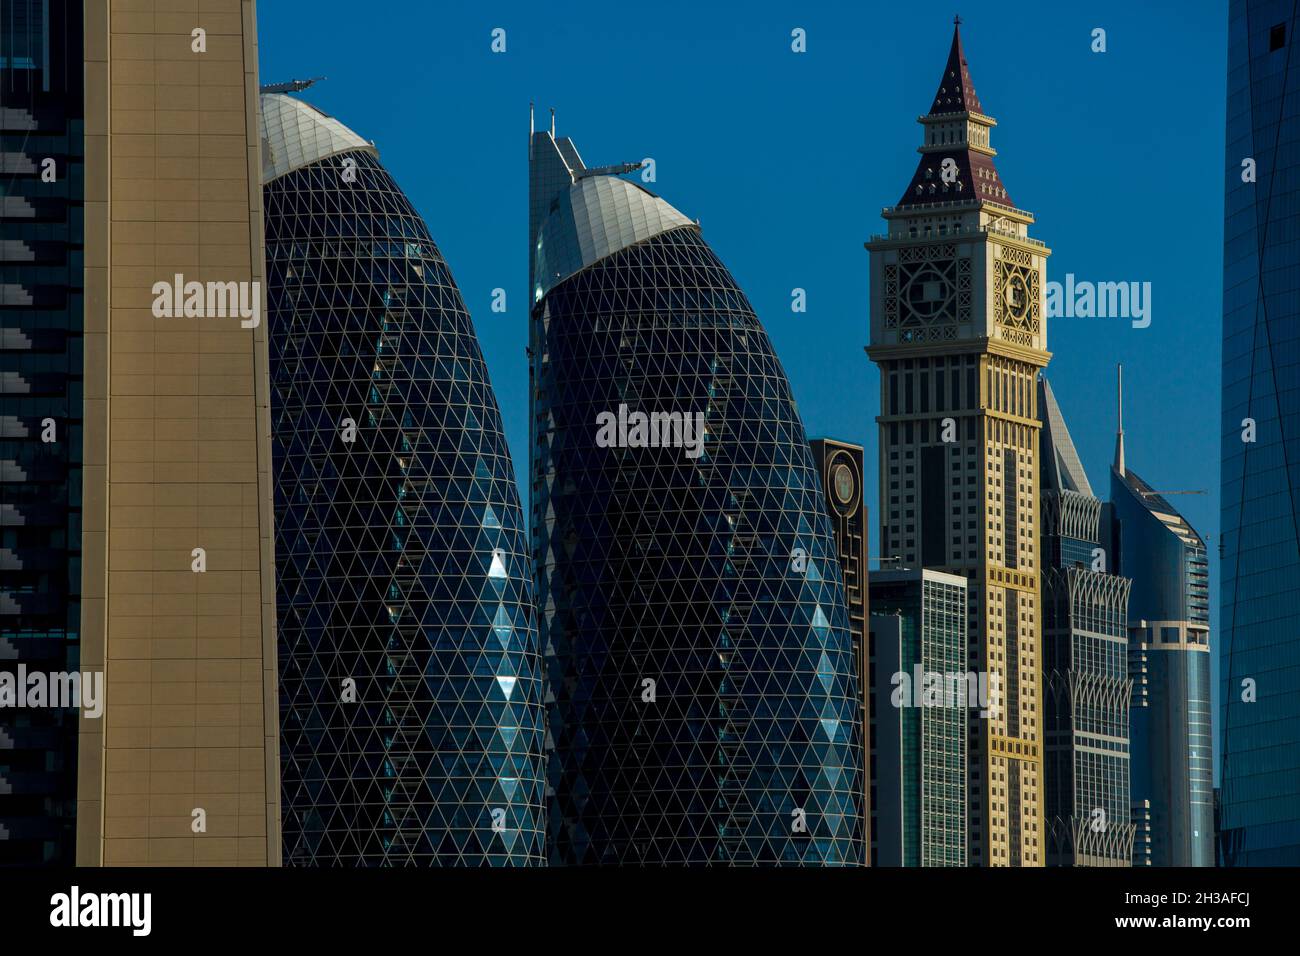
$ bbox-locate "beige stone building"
[866,23,1049,866]
[76,0,279,866]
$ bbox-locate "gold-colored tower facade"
[866,22,1050,866]
[76,0,280,866]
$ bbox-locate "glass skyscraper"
[0,0,83,865]
[530,119,864,865]
[869,569,968,867]
[1220,0,1300,866]
[263,93,545,865]
[1112,380,1213,867]
[1038,378,1134,867]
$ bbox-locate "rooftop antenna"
[550,107,556,138]
[530,101,535,137]
[575,161,644,180]
[1114,363,1126,477]
[259,76,325,95]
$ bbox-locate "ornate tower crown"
[865,17,1053,870]
[897,21,1013,210]
[868,19,1049,358]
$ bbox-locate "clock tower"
[866,20,1050,866]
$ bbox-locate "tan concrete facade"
[866,26,1050,866]
[77,0,280,866]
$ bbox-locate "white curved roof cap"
[259,93,378,184]
[534,175,694,300]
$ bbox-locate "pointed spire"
[895,20,1012,209]
[930,20,983,116]
[1039,376,1094,497]
[1114,364,1126,477]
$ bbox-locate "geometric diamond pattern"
[993,244,1040,345]
[532,223,865,865]
[884,244,973,344]
[265,148,546,866]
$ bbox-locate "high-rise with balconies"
[866,20,1050,866]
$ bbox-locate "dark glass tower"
[0,0,84,865]
[263,93,545,865]
[530,120,864,865]
[1112,374,1213,867]
[1220,0,1300,866]
[1038,378,1134,867]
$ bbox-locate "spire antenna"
[530,101,535,137]
[259,76,326,95]
[1115,364,1127,477]
[954,14,961,26]
[550,107,556,138]
[1118,364,1124,431]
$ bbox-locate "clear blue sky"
[257,0,1226,640]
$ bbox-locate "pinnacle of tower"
[528,120,692,302]
[930,21,983,116]
[895,21,1013,210]
[1114,364,1127,477]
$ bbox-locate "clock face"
[832,462,856,506]
[904,265,952,319]
[1005,273,1031,321]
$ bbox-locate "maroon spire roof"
[930,23,983,116]
[895,22,1013,210]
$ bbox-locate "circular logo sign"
[832,461,856,506]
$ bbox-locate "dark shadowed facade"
[0,0,84,866]
[1220,0,1300,866]
[810,438,872,860]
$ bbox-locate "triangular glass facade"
[532,218,865,865]
[265,140,545,866]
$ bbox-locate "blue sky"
[257,0,1225,622]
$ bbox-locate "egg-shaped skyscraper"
[529,123,865,865]
[262,92,545,865]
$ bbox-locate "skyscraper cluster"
[1,1,1297,870]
